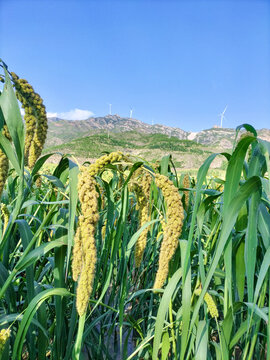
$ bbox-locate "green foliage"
[0,61,270,359]
[45,130,209,158]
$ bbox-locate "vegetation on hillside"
[45,131,212,168]
[0,61,270,360]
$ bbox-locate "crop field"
[0,61,270,360]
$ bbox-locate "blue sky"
[1,0,269,131]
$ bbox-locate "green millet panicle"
[134,169,152,267]
[154,174,184,289]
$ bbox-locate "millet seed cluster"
[11,72,48,168]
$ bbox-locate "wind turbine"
[151,119,154,126]
[219,105,228,128]
[108,103,112,115]
[129,106,134,119]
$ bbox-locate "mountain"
[46,114,270,149]
[45,130,217,169]
[46,114,188,147]
[45,115,270,169]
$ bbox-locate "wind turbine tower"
[108,103,112,115]
[219,105,228,128]
[129,107,133,119]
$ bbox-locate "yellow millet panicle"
[88,151,127,177]
[73,153,129,316]
[182,174,190,209]
[11,72,48,167]
[102,219,107,240]
[154,174,184,289]
[134,170,152,267]
[72,218,83,282]
[204,292,219,319]
[195,288,219,319]
[72,167,99,316]
[2,125,11,141]
[1,204,10,233]
[0,328,10,353]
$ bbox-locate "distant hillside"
[45,115,270,169]
[46,114,270,150]
[192,127,270,148]
[45,130,224,169]
[46,114,187,147]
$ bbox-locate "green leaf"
[152,268,182,360]
[161,331,170,360]
[16,239,67,272]
[160,154,171,175]
[254,247,270,303]
[0,131,20,174]
[0,63,24,163]
[258,203,270,249]
[190,176,262,332]
[31,153,56,177]
[195,320,208,360]
[245,188,261,302]
[12,288,71,360]
[235,240,245,302]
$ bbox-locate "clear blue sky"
[1,0,269,131]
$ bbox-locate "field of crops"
[0,61,270,360]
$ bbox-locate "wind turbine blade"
[222,105,228,115]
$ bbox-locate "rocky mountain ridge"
[46,114,270,149]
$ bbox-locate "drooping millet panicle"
[10,72,48,167]
[0,126,11,198]
[0,328,10,354]
[88,151,127,176]
[195,287,219,319]
[154,174,184,289]
[134,169,152,267]
[182,174,190,209]
[73,151,128,316]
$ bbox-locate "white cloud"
[20,108,25,116]
[47,108,94,120]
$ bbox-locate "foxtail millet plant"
[195,287,219,319]
[133,168,152,267]
[10,72,48,167]
[154,173,184,289]
[72,151,128,315]
[182,173,190,209]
